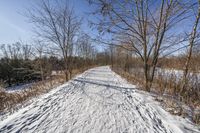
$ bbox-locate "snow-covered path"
[0,66,199,133]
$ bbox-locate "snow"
[156,68,200,79]
[0,66,199,133]
[5,83,33,93]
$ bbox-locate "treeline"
[102,41,200,97]
[0,42,104,88]
[0,0,101,88]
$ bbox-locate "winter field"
[0,66,199,133]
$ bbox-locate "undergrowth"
[112,66,200,124]
[0,67,93,113]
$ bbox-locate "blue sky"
[0,0,97,44]
[0,0,32,44]
[0,0,195,54]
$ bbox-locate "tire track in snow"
[0,66,199,133]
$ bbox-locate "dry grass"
[112,66,200,124]
[0,67,93,113]
[0,76,65,112]
[113,67,144,88]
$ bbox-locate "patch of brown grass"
[0,67,94,112]
[0,76,65,112]
[112,66,200,124]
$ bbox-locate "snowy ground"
[130,67,200,79]
[5,83,33,93]
[0,66,199,133]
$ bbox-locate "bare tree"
[34,40,45,81]
[108,45,115,69]
[181,0,200,94]
[27,0,81,81]
[0,42,32,60]
[77,33,96,66]
[89,0,194,91]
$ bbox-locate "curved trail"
[0,66,199,133]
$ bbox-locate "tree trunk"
[144,63,150,92]
[69,68,72,79]
[64,70,69,81]
[111,53,113,69]
[8,76,11,87]
[40,61,44,81]
[181,2,200,94]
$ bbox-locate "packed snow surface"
[0,66,199,133]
